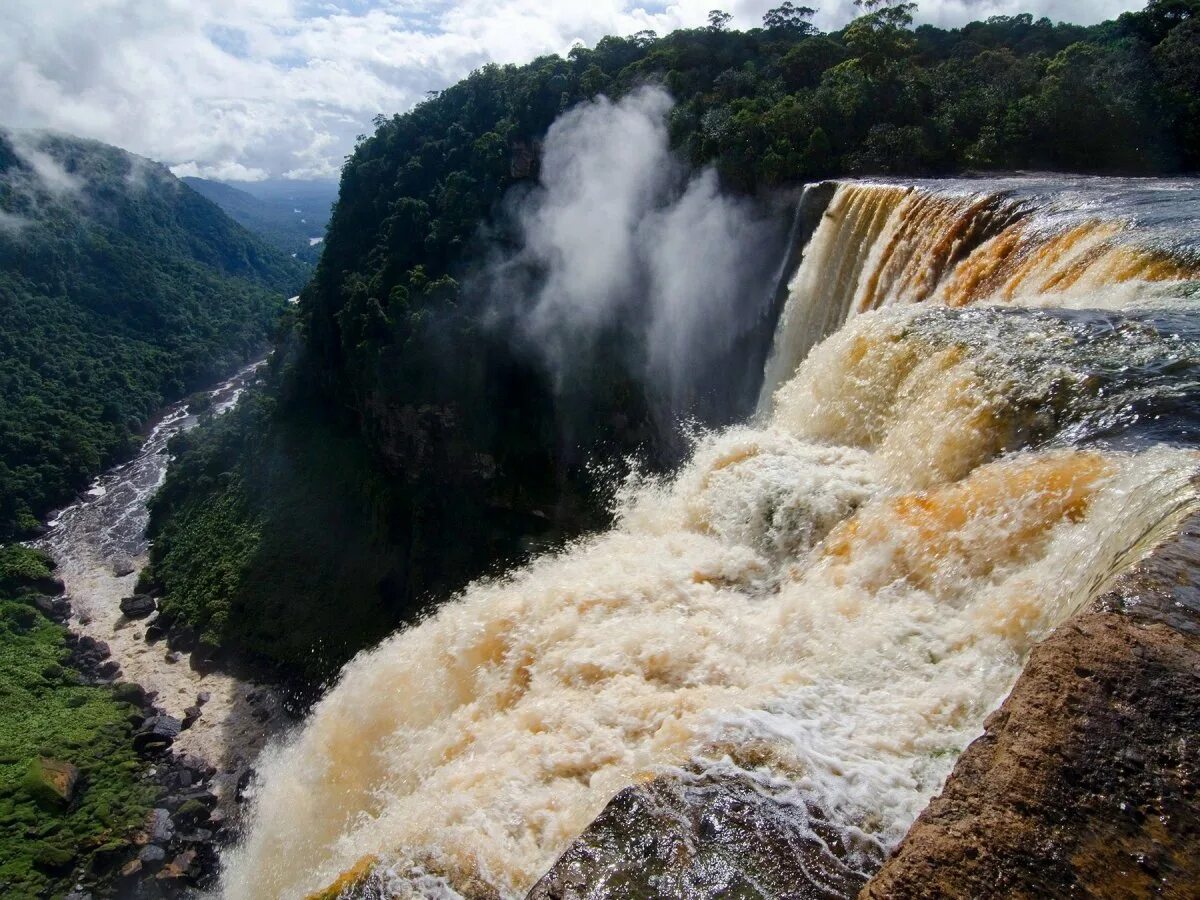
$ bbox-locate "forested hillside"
[181,177,336,264]
[146,0,1200,681]
[0,130,304,539]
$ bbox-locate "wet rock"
[112,682,148,707]
[155,849,197,882]
[528,772,875,900]
[111,556,135,577]
[864,520,1200,898]
[119,594,156,618]
[181,705,202,729]
[196,691,211,706]
[304,855,381,900]
[138,844,167,868]
[29,593,71,621]
[73,636,111,667]
[142,808,175,844]
[96,659,120,680]
[34,573,66,595]
[133,716,182,753]
[235,768,255,803]
[166,626,196,652]
[144,615,168,642]
[23,757,81,808]
[164,651,183,664]
[88,840,131,875]
[118,858,143,880]
[171,801,208,830]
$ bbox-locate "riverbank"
[37,362,290,810]
[2,362,294,897]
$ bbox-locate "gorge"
[5,4,1200,898]
[222,177,1200,898]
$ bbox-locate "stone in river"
[134,716,182,753]
[111,556,135,577]
[119,594,156,618]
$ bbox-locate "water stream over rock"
[33,361,287,807]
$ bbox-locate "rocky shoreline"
[31,574,265,899]
[11,362,293,899]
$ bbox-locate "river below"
[32,361,288,808]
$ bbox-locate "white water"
[224,179,1200,899]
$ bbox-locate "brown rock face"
[862,517,1200,899]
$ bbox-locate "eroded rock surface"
[862,515,1200,899]
[527,773,880,900]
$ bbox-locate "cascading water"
[223,178,1200,899]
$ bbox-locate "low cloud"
[171,160,270,182]
[7,131,82,196]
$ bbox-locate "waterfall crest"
[223,178,1200,900]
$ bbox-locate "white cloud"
[170,160,271,182]
[484,87,780,416]
[0,0,1145,182]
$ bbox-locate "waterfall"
[222,178,1200,900]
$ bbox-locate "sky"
[0,0,1146,183]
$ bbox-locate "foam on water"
[223,180,1200,899]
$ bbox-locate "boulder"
[156,849,198,882]
[181,706,202,729]
[133,716,182,753]
[527,772,875,900]
[111,556,135,577]
[142,808,175,844]
[112,681,148,707]
[31,841,75,871]
[96,659,121,680]
[28,594,70,621]
[23,757,81,808]
[119,594,156,618]
[138,844,167,868]
[33,573,66,595]
[864,512,1200,898]
[166,625,196,652]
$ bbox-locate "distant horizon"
[2,1,1146,182]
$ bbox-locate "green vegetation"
[147,1,1200,681]
[181,176,338,264]
[0,130,304,540]
[0,546,155,898]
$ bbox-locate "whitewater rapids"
[223,178,1200,899]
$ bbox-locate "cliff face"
[862,509,1200,899]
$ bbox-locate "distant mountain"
[0,129,304,538]
[181,176,337,264]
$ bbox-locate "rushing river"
[224,176,1200,899]
[33,360,284,799]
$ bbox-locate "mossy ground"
[0,547,156,898]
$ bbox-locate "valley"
[2,2,1200,898]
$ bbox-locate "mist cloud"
[485,87,781,420]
